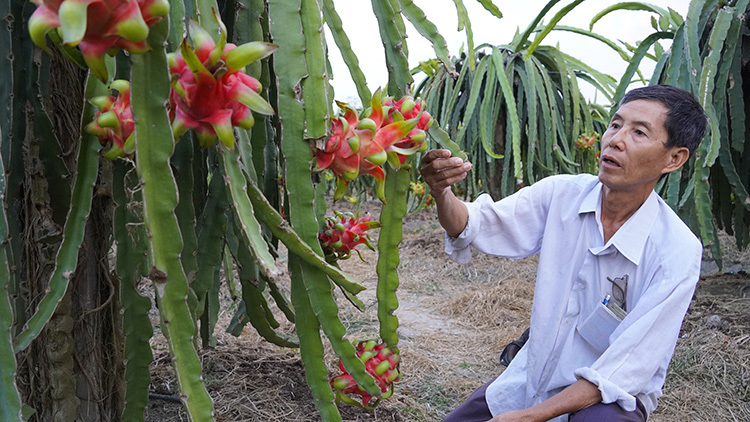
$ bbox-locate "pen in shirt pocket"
[602,294,611,305]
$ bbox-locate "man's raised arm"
[420,149,473,238]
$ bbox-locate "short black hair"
[620,85,707,156]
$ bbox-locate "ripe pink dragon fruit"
[330,339,401,409]
[28,0,169,82]
[312,89,423,202]
[380,95,432,167]
[168,14,277,150]
[85,79,134,159]
[319,211,380,262]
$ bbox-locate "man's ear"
[664,146,690,173]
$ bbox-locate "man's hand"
[419,149,472,199]
[484,379,602,422]
[419,149,472,237]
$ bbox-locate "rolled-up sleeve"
[444,195,493,264]
[444,179,555,264]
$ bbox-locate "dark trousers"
[442,380,648,422]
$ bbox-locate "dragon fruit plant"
[85,79,134,159]
[28,0,169,82]
[168,14,277,150]
[319,210,380,262]
[312,89,431,203]
[330,339,401,410]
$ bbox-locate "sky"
[326,0,691,107]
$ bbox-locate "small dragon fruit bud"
[575,133,599,151]
[85,79,135,159]
[319,210,380,262]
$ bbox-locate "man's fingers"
[420,149,452,166]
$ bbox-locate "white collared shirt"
[445,174,702,420]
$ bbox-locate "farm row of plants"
[0,0,748,421]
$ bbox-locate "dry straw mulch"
[146,202,749,421]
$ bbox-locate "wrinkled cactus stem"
[130,19,214,421]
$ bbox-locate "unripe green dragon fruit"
[85,79,134,160]
[168,13,277,150]
[329,339,401,409]
[319,211,380,262]
[28,0,169,82]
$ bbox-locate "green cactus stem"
[113,161,153,422]
[13,72,106,353]
[225,223,298,347]
[130,19,214,421]
[0,150,22,421]
[372,0,413,351]
[192,155,228,315]
[220,146,281,280]
[244,177,367,297]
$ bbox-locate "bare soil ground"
[145,201,749,422]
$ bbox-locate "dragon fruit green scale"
[168,15,277,150]
[28,0,169,82]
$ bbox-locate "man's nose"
[606,129,626,150]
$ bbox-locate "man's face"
[598,99,683,193]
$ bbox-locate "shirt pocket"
[576,302,623,353]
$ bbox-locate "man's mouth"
[601,155,620,167]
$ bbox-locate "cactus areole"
[168,15,278,150]
[312,89,432,203]
[330,339,401,409]
[28,0,170,81]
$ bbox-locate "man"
[420,85,707,422]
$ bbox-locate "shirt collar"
[580,182,660,265]
[579,182,601,215]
